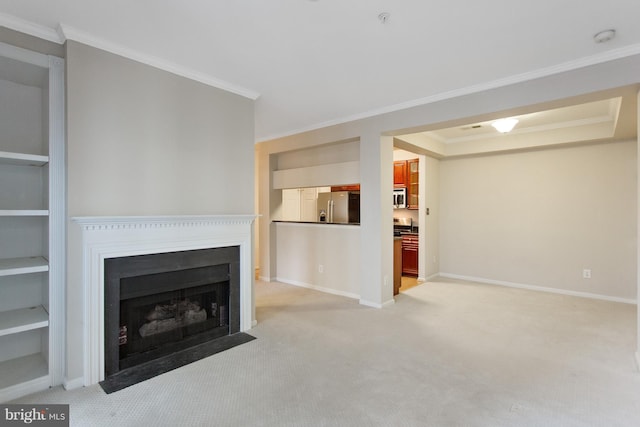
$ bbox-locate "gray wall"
[66,41,254,216]
[65,41,255,381]
[439,140,637,300]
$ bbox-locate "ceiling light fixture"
[491,118,519,133]
[593,29,616,44]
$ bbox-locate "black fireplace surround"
[101,246,254,393]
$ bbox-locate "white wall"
[65,41,255,382]
[439,140,637,301]
[275,222,361,298]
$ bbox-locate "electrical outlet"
[583,269,591,279]
[318,264,324,273]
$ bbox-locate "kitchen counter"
[273,220,360,226]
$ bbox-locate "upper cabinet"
[393,159,419,209]
[393,161,407,188]
[330,184,360,192]
[407,159,419,210]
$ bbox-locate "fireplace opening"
[101,246,255,393]
[118,266,231,371]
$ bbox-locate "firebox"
[102,246,247,390]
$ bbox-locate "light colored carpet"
[12,278,640,426]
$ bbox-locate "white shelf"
[0,151,48,167]
[0,353,48,392]
[0,210,49,216]
[0,257,49,277]
[0,305,49,337]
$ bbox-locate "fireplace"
[104,247,241,381]
[70,215,256,389]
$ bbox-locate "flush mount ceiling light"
[491,118,519,133]
[593,29,616,43]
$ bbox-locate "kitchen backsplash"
[393,208,419,227]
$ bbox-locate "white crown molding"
[57,23,260,100]
[0,12,64,44]
[0,14,259,99]
[258,42,640,142]
[71,214,257,230]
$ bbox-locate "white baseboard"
[0,376,50,403]
[359,298,395,308]
[63,377,84,391]
[275,277,360,300]
[438,273,637,305]
[423,273,440,282]
[258,275,272,282]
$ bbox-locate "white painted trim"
[0,41,49,68]
[71,215,256,386]
[635,352,640,372]
[258,275,272,282]
[48,54,66,389]
[276,277,360,300]
[58,24,260,100]
[359,298,395,309]
[0,376,50,403]
[62,377,84,391]
[424,273,440,282]
[257,43,640,142]
[0,12,63,44]
[439,273,637,305]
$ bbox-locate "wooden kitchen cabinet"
[331,184,360,192]
[402,234,419,276]
[393,161,407,187]
[393,238,402,295]
[407,158,419,209]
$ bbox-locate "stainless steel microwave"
[393,188,406,209]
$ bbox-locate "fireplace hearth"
[100,246,255,393]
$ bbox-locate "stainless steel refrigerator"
[317,191,360,224]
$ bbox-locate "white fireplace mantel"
[71,215,256,386]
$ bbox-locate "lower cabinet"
[401,234,418,276]
[393,238,402,295]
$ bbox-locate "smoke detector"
[593,29,616,44]
[378,12,390,24]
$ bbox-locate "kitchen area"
[392,149,422,295]
[274,146,425,298]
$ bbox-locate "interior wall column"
[359,132,394,307]
[636,89,640,371]
[256,147,279,283]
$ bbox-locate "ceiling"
[1,1,640,142]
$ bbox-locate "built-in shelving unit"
[0,256,49,276]
[0,151,49,167]
[0,41,65,402]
